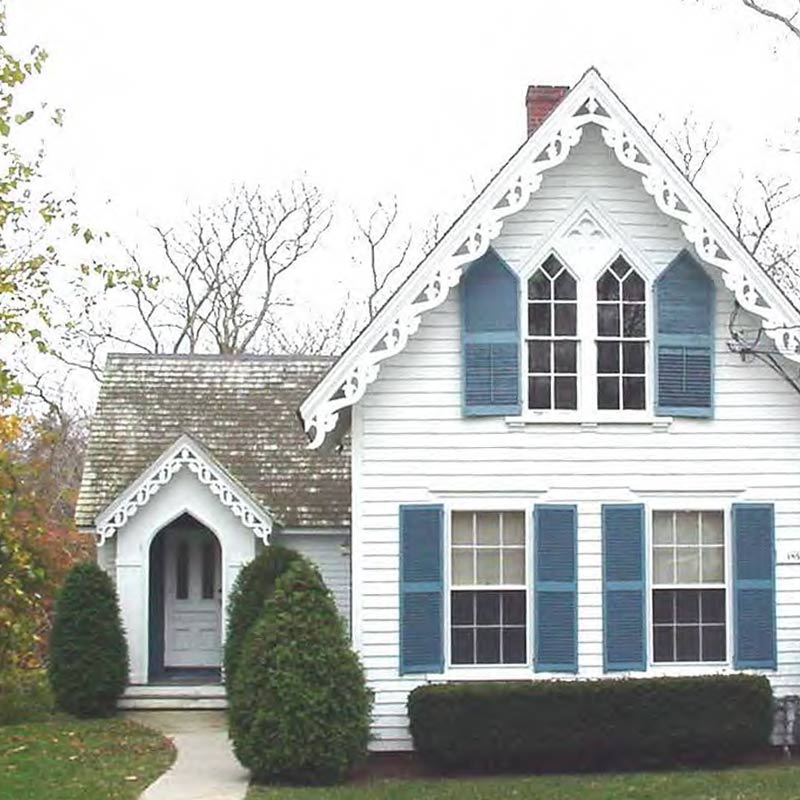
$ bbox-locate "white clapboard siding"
[272,532,351,630]
[352,126,800,751]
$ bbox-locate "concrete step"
[119,684,228,710]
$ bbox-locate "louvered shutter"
[602,504,646,671]
[534,505,578,672]
[655,250,715,417]
[399,504,444,674]
[461,248,521,416]
[733,503,776,669]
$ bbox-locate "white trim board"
[298,66,800,450]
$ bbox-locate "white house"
[80,68,800,746]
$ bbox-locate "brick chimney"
[526,85,569,137]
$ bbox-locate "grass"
[246,761,800,800]
[0,715,175,800]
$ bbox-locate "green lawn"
[0,716,174,800]
[246,762,800,800]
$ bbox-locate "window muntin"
[651,510,726,663]
[450,511,526,665]
[596,257,646,410]
[527,256,578,410]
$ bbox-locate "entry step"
[119,684,227,710]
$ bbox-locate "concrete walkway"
[125,710,250,800]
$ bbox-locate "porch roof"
[76,354,351,530]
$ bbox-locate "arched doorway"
[149,514,222,682]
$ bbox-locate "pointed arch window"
[526,255,578,410]
[596,256,647,410]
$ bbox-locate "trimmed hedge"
[223,544,303,686]
[48,562,128,718]
[408,675,773,772]
[229,558,372,785]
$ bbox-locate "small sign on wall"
[776,543,800,565]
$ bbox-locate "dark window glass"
[528,304,551,336]
[476,592,500,625]
[503,629,526,663]
[201,540,215,600]
[555,377,577,410]
[703,590,726,624]
[529,376,551,409]
[597,304,620,336]
[597,271,619,300]
[503,592,526,625]
[676,591,699,623]
[452,628,474,664]
[554,271,577,300]
[622,342,645,374]
[554,341,577,373]
[554,304,577,336]
[451,590,526,665]
[653,591,673,624]
[653,626,674,662]
[176,541,189,600]
[451,592,473,625]
[702,627,726,662]
[623,304,646,337]
[676,626,700,661]
[598,376,620,410]
[528,270,551,300]
[597,341,619,374]
[652,589,726,663]
[622,377,645,410]
[623,271,645,301]
[529,341,551,373]
[476,628,501,663]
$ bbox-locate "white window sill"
[505,413,673,431]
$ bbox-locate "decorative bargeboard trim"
[300,68,800,449]
[95,435,273,545]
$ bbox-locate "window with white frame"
[450,510,526,665]
[652,510,726,663]
[527,255,578,410]
[596,256,646,410]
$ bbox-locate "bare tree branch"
[741,0,800,40]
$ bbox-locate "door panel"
[163,529,222,668]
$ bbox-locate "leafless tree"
[659,113,720,183]
[55,182,332,376]
[740,0,800,40]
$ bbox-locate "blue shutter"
[602,504,646,672]
[733,503,776,670]
[461,248,521,416]
[399,504,444,674]
[534,505,578,672]
[655,250,715,417]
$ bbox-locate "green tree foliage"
[223,544,303,687]
[229,558,372,785]
[48,562,128,717]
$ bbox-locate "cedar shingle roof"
[75,354,350,530]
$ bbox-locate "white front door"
[163,528,222,668]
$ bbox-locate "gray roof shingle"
[76,354,350,530]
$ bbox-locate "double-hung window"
[450,510,527,665]
[652,510,726,663]
[596,256,647,410]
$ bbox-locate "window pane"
[676,590,700,623]
[476,549,501,584]
[502,512,525,546]
[598,376,620,410]
[653,547,674,583]
[554,270,576,300]
[528,304,551,336]
[597,341,619,374]
[701,512,724,545]
[476,512,500,545]
[653,626,674,662]
[176,541,189,600]
[701,589,726,624]
[503,591,526,625]
[451,592,474,625]
[503,628,526,664]
[597,271,619,301]
[623,271,645,301]
[597,304,620,336]
[702,547,724,582]
[622,377,645,409]
[676,548,701,583]
[502,549,525,584]
[528,341,551,373]
[476,628,501,663]
[702,626,726,662]
[653,590,674,624]
[528,270,551,300]
[201,540,215,600]
[554,377,578,410]
[554,341,577,374]
[676,512,699,544]
[623,304,646,337]
[622,341,645,374]
[452,550,473,585]
[452,628,474,664]
[543,256,562,278]
[476,591,501,625]
[611,257,630,279]
[452,512,473,545]
[554,304,577,336]
[653,512,673,545]
[529,376,551,409]
[676,626,700,661]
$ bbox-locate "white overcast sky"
[8,0,800,402]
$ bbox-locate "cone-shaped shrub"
[229,558,372,785]
[48,561,128,717]
[224,544,303,686]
